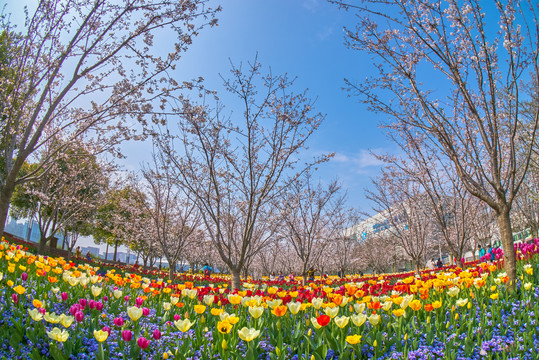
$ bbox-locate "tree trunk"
[497,209,517,292]
[105,243,109,260]
[0,181,16,237]
[231,268,241,290]
[532,227,538,240]
[113,239,119,262]
[38,234,48,254]
[169,261,175,279]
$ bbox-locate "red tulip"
[316,314,330,327]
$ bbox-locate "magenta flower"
[122,330,133,342]
[142,307,149,316]
[89,300,96,309]
[21,272,28,281]
[103,296,108,302]
[124,295,130,302]
[135,297,144,307]
[79,298,87,308]
[113,317,124,327]
[96,301,103,311]
[61,292,68,301]
[174,314,180,321]
[102,326,111,335]
[11,294,17,303]
[152,329,161,340]
[69,304,80,316]
[137,337,150,349]
[75,311,84,322]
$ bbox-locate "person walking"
[478,244,486,262]
[436,258,443,268]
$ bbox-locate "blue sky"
[4,0,395,212]
[118,0,393,212]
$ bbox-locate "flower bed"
[0,237,538,359]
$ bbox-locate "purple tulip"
[21,272,28,281]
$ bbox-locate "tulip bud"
[373,340,377,347]
[174,314,180,321]
[11,294,17,303]
[21,272,28,281]
[143,307,150,316]
[61,292,68,301]
[153,329,161,340]
[79,298,87,308]
[124,295,130,302]
[222,339,228,350]
[96,301,103,311]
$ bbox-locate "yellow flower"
[431,301,442,309]
[248,306,264,319]
[163,302,172,311]
[211,308,224,316]
[346,334,362,345]
[113,289,123,299]
[409,300,422,311]
[44,312,61,324]
[456,298,468,307]
[311,297,324,309]
[7,280,13,287]
[228,294,242,305]
[237,327,260,342]
[324,306,339,319]
[217,321,233,334]
[194,305,206,315]
[353,302,365,313]
[368,313,380,326]
[447,287,460,297]
[91,285,102,297]
[392,309,405,317]
[28,308,43,322]
[524,283,532,291]
[490,293,499,300]
[33,299,43,308]
[287,301,302,315]
[47,327,69,342]
[351,313,367,327]
[334,315,350,328]
[127,306,143,322]
[60,314,74,328]
[174,319,195,332]
[13,285,26,295]
[94,329,109,343]
[310,316,322,329]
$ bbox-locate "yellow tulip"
[194,305,206,315]
[490,293,499,300]
[351,313,367,327]
[217,321,233,334]
[174,319,195,332]
[127,306,143,322]
[324,306,339,319]
[392,309,405,317]
[334,315,350,328]
[94,329,109,343]
[60,314,74,328]
[248,306,264,319]
[287,301,302,315]
[368,313,380,326]
[346,334,362,345]
[237,327,261,342]
[13,285,25,295]
[47,327,69,342]
[28,308,43,322]
[91,285,102,297]
[44,312,61,324]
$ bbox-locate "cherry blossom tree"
[10,137,110,254]
[160,59,329,289]
[334,0,539,288]
[141,154,201,278]
[279,173,344,283]
[0,0,220,237]
[367,169,434,274]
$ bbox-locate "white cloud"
[332,149,384,174]
[303,0,321,12]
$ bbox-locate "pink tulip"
[21,272,28,281]
[61,292,68,301]
[96,301,103,311]
[89,300,96,309]
[103,296,108,302]
[174,314,180,321]
[39,308,46,314]
[75,311,84,322]
[135,297,144,307]
[114,317,124,327]
[79,298,87,308]
[11,294,17,303]
[142,307,149,316]
[102,326,111,335]
[124,295,130,302]
[152,329,161,340]
[137,337,150,349]
[122,330,133,342]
